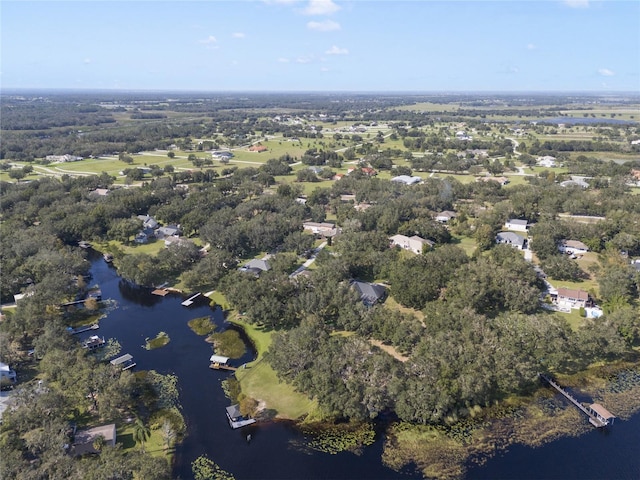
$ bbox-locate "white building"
[504,219,531,232]
[389,234,434,254]
[558,240,589,255]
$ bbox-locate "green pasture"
[229,315,320,420]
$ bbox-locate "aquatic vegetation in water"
[192,454,236,480]
[221,377,242,403]
[299,422,376,455]
[209,329,245,358]
[188,316,216,336]
[383,363,640,480]
[145,331,170,349]
[91,338,121,362]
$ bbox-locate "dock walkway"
[539,373,615,427]
[181,292,201,306]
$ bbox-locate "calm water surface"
[87,254,640,479]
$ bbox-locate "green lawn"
[230,315,320,420]
[451,234,477,257]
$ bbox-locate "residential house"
[504,219,531,232]
[248,145,268,153]
[240,259,271,276]
[555,287,590,310]
[389,234,434,254]
[303,222,340,238]
[435,211,457,223]
[137,215,158,230]
[496,232,526,250]
[155,225,181,239]
[558,240,589,255]
[391,175,422,185]
[0,362,17,385]
[164,236,194,248]
[351,280,387,307]
[477,176,509,186]
[537,156,557,168]
[89,188,110,197]
[71,424,117,456]
[560,176,590,188]
[211,151,234,160]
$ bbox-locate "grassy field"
[229,315,320,420]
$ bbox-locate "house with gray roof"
[351,280,387,306]
[496,232,526,250]
[391,175,422,185]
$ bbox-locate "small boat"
[103,253,114,263]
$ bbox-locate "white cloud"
[526,43,536,50]
[307,20,340,31]
[598,68,615,76]
[232,32,245,39]
[563,0,589,8]
[199,35,218,44]
[277,57,290,63]
[296,56,313,64]
[325,45,348,55]
[302,0,341,16]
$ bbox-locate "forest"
[1,91,639,478]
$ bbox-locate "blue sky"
[2,0,639,92]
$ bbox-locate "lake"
[86,253,640,479]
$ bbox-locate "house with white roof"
[389,234,434,254]
[558,240,589,255]
[504,219,531,232]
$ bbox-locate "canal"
[86,253,640,479]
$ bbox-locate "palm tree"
[132,417,151,453]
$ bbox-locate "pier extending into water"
[539,373,615,427]
[181,292,201,306]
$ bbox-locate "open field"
[230,316,320,420]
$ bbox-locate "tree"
[8,168,26,181]
[132,417,151,453]
[167,151,175,159]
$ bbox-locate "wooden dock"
[67,324,99,335]
[152,288,170,296]
[181,292,201,306]
[539,373,615,427]
[210,363,237,371]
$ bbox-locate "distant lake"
[87,252,640,479]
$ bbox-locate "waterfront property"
[82,335,106,350]
[209,355,237,371]
[539,374,615,428]
[225,404,256,429]
[110,354,136,371]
